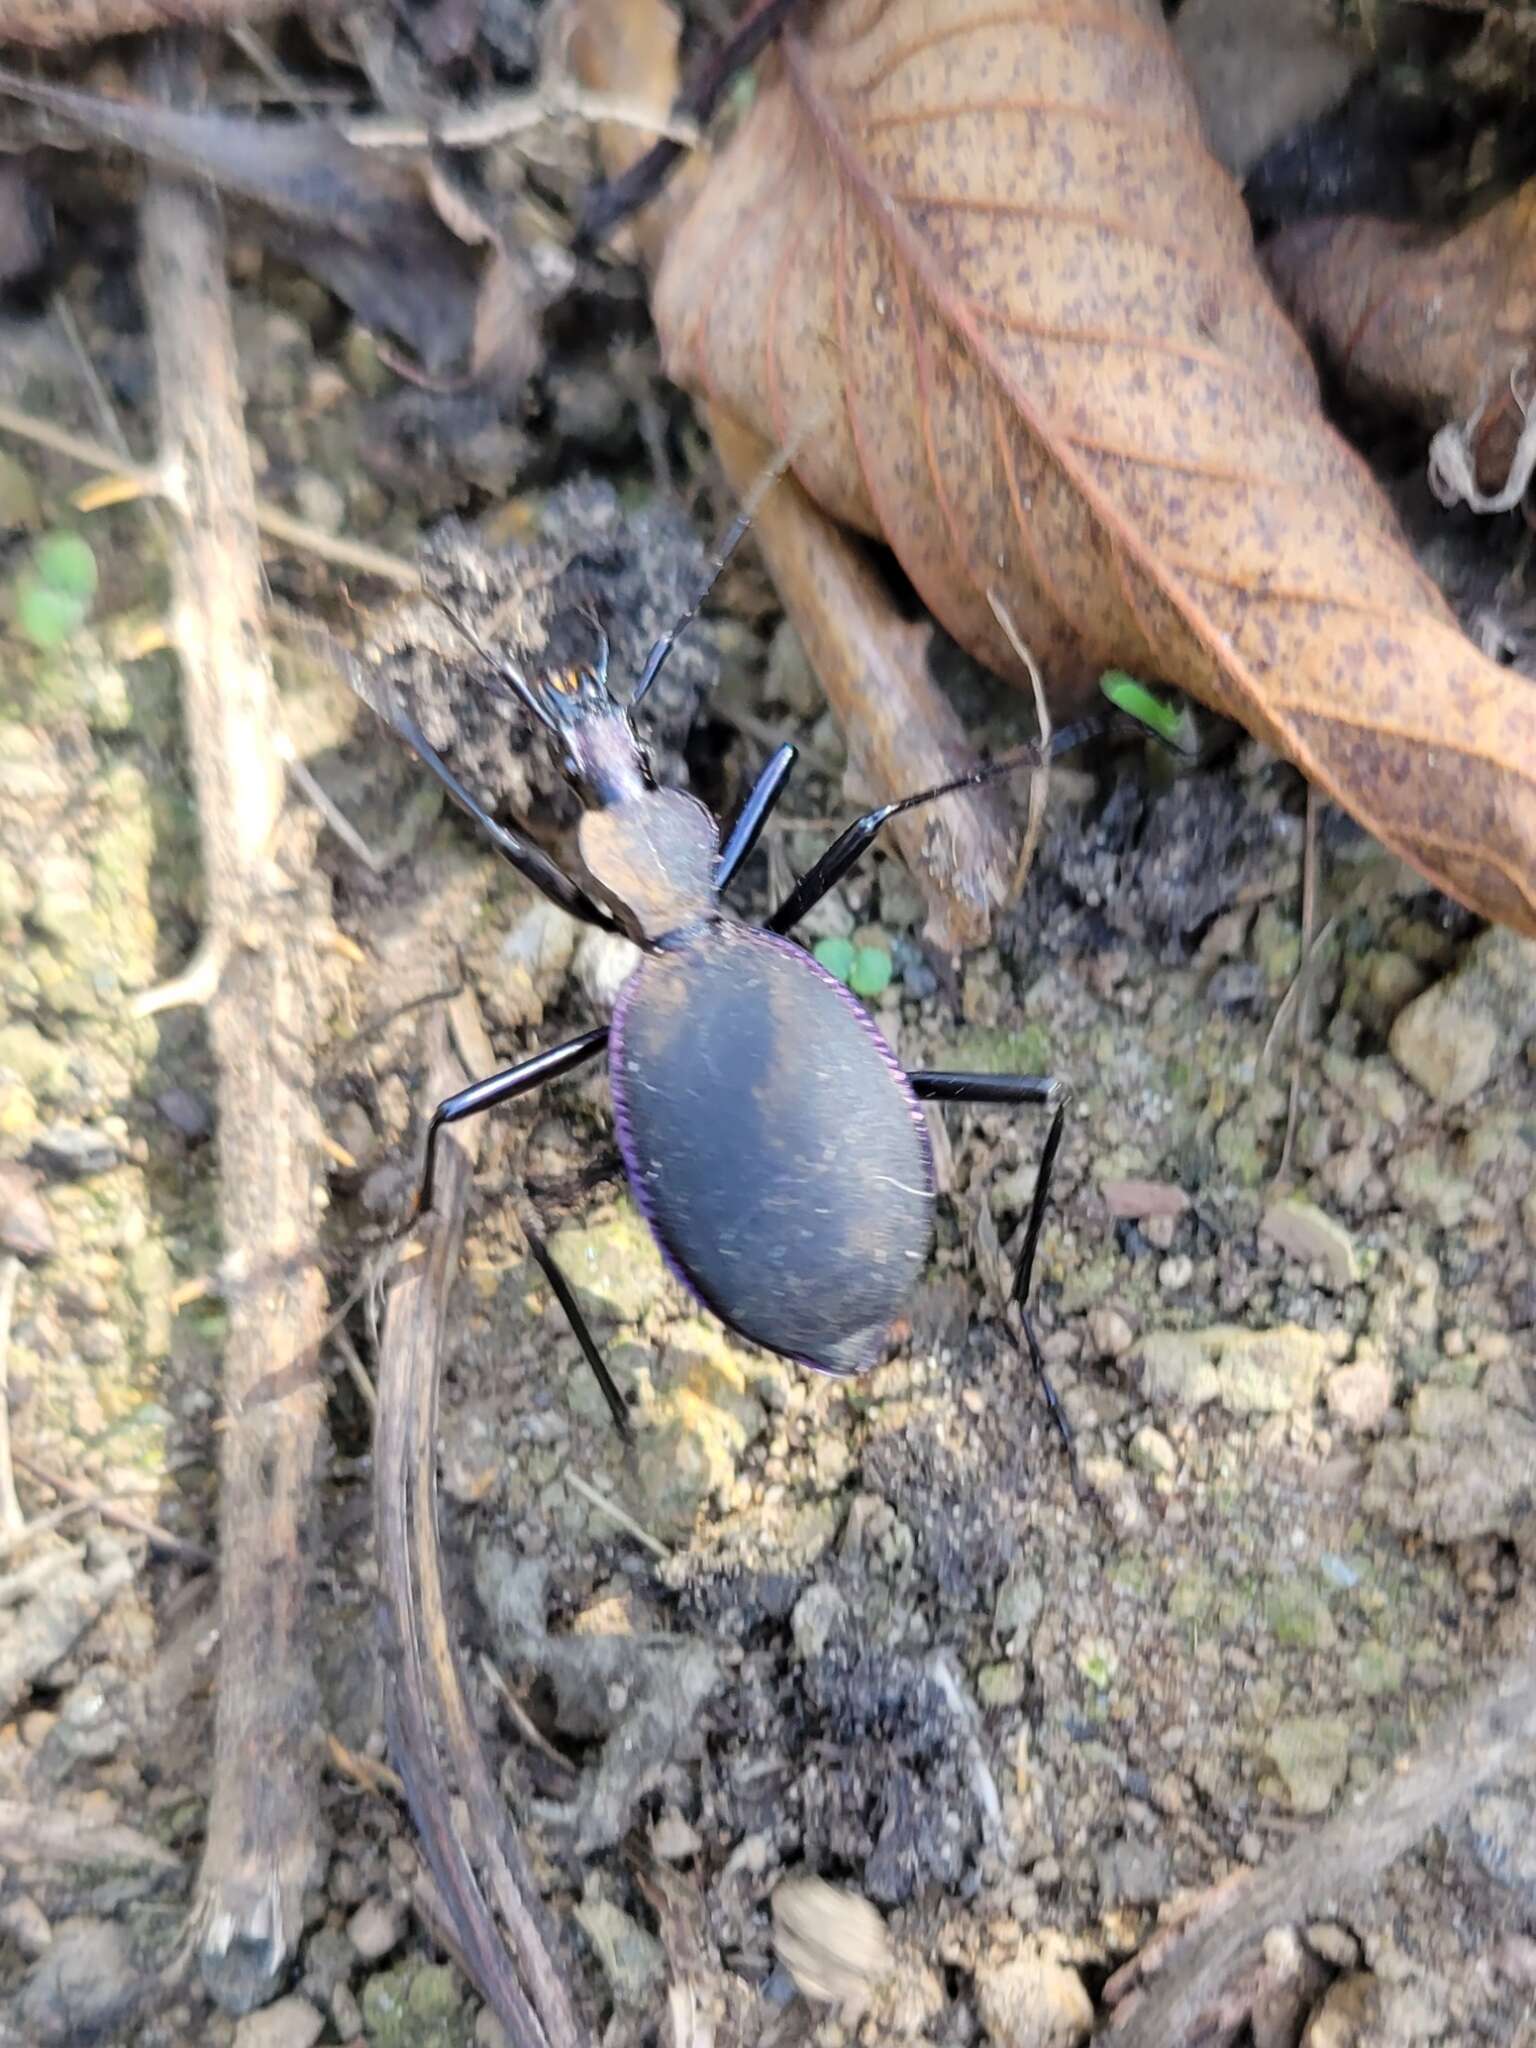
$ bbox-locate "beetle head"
[533,629,651,807]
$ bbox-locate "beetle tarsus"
[910,1074,1075,1471]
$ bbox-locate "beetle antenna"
[630,410,826,709]
[425,590,562,738]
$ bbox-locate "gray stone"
[347,1896,406,1962]
[1086,1306,1134,1357]
[0,1893,51,1958]
[574,1884,666,2006]
[791,1582,848,1660]
[473,1546,548,1657]
[1304,1924,1361,1971]
[772,1874,891,2011]
[1267,1715,1351,1814]
[1466,1785,1536,1909]
[650,1811,702,1861]
[234,1996,326,2048]
[994,1564,1044,1647]
[155,1085,213,1141]
[1095,1835,1170,1907]
[1365,1384,1536,1544]
[21,1918,140,2043]
[29,1123,119,1177]
[1299,1972,1383,2046]
[1389,929,1536,1107]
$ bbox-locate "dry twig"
[138,36,329,2009]
[376,994,584,2048]
[10,1452,212,1568]
[1106,1647,1536,2045]
[0,0,295,52]
[0,399,418,588]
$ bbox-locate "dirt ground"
[3,48,1536,2048]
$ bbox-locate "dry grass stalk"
[138,35,330,2010]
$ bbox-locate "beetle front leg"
[767,720,1105,936]
[387,711,623,933]
[715,743,797,894]
[908,1070,1075,1478]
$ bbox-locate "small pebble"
[1493,1934,1536,1988]
[155,1085,213,1142]
[773,1874,892,2011]
[28,1124,119,1177]
[0,1161,54,1260]
[330,1984,363,2039]
[291,474,345,535]
[651,1812,703,1861]
[1086,1307,1134,1358]
[0,1893,51,1957]
[791,1582,848,1660]
[1305,1923,1362,1970]
[21,1919,139,2043]
[346,1896,405,1963]
[233,1995,326,2048]
[1261,1196,1358,1290]
[974,1939,1092,2048]
[573,928,642,1014]
[1324,1361,1393,1435]
[1129,1425,1177,1476]
[1157,1253,1193,1292]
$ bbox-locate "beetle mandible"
[386,505,1102,1461]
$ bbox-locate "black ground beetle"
[387,512,1102,1460]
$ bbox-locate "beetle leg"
[414,1028,609,1217]
[766,719,1105,936]
[520,1219,633,1441]
[908,1072,1076,1480]
[412,1024,632,1438]
[389,711,623,933]
[714,743,797,893]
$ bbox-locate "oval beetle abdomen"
[610,923,934,1375]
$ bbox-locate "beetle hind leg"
[908,1071,1077,1481]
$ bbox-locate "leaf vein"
[888,189,1222,270]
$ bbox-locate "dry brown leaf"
[639,0,1535,936]
[1267,180,1536,510]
